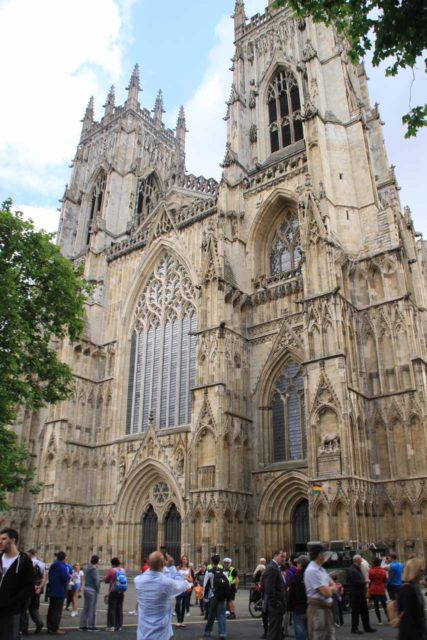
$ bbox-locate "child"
[331,573,344,627]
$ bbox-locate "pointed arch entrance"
[258,471,309,557]
[165,504,181,561]
[293,499,310,552]
[141,506,158,562]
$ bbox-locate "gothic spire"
[125,64,141,110]
[233,0,246,31]
[153,89,165,126]
[81,96,94,138]
[103,85,115,117]
[175,106,187,173]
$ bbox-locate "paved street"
[33,587,399,640]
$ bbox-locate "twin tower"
[5,0,427,568]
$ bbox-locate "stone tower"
[4,1,427,568]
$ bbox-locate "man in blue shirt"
[46,552,70,634]
[385,553,403,601]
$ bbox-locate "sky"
[0,0,425,237]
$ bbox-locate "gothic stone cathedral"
[5,0,427,569]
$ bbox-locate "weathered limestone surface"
[4,2,427,570]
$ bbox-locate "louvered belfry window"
[270,211,301,276]
[126,254,197,433]
[267,69,303,153]
[135,173,161,226]
[271,361,306,462]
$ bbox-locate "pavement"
[33,587,399,640]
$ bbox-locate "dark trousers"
[350,589,371,631]
[372,595,388,623]
[333,598,344,626]
[267,606,284,640]
[47,597,64,632]
[22,592,43,631]
[0,614,21,640]
[175,593,186,623]
[184,589,191,612]
[107,591,124,630]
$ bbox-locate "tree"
[274,0,427,137]
[0,199,87,509]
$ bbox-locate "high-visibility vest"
[207,563,223,571]
[226,566,236,586]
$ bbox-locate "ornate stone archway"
[258,471,309,556]
[115,460,184,568]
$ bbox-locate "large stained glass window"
[126,254,197,433]
[271,361,306,462]
[270,211,301,277]
[267,69,304,153]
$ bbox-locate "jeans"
[175,593,186,623]
[0,614,21,640]
[204,598,226,636]
[293,612,308,640]
[80,587,98,629]
[21,592,43,632]
[107,591,124,630]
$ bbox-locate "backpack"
[113,568,128,593]
[212,568,230,602]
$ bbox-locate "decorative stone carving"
[249,124,258,143]
[302,39,317,62]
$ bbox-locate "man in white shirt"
[304,543,337,640]
[135,551,189,640]
[22,549,46,634]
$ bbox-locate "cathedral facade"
[4,0,427,570]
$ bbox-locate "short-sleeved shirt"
[388,561,403,586]
[304,561,333,604]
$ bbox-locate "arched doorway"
[293,499,309,552]
[141,505,158,562]
[164,504,181,561]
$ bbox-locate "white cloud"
[181,0,266,179]
[0,0,124,174]
[17,204,60,235]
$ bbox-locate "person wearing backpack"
[202,554,230,639]
[104,557,127,631]
[21,549,47,635]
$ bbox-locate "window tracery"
[135,173,161,226]
[126,254,197,433]
[271,360,306,462]
[267,69,303,153]
[270,211,301,276]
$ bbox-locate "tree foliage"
[274,0,427,137]
[0,199,87,509]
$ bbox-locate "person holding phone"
[135,551,190,640]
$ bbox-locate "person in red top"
[369,557,389,625]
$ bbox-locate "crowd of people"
[1,526,426,640]
[253,545,426,640]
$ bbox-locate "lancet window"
[270,211,301,276]
[271,360,306,462]
[135,173,161,226]
[87,172,106,244]
[126,254,197,433]
[267,69,303,153]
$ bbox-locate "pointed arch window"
[135,173,161,226]
[126,254,197,433]
[267,69,303,153]
[87,172,106,244]
[271,360,306,462]
[270,211,301,276]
